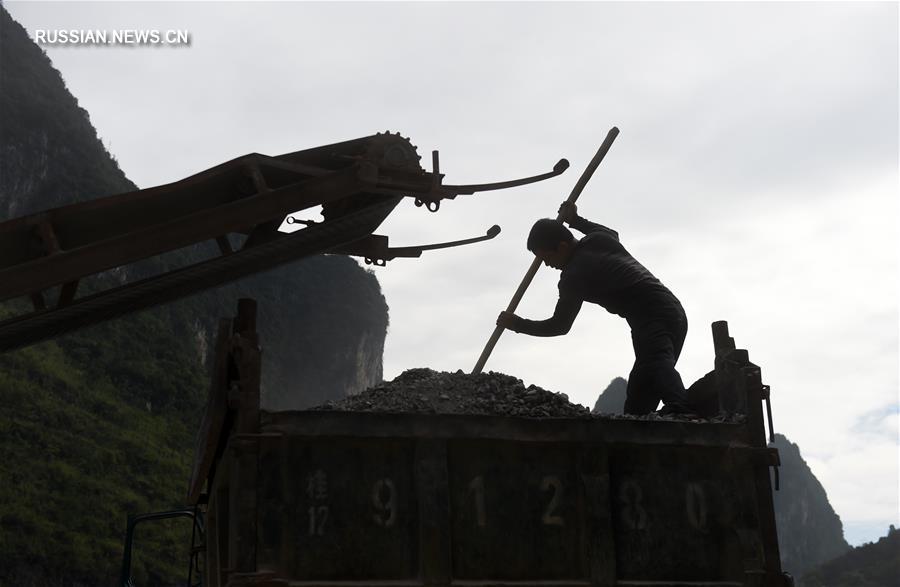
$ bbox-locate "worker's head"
[527,219,575,270]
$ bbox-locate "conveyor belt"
[0,132,570,353]
[0,196,401,352]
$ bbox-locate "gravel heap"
[311,368,745,423]
[312,368,590,418]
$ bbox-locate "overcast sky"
[5,1,898,547]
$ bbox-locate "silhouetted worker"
[496,202,692,415]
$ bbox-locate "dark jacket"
[510,215,683,336]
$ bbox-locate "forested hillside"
[801,526,899,587]
[0,7,389,585]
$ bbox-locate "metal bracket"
[385,224,501,259]
[438,157,569,196]
[286,216,317,226]
[414,198,441,212]
[762,384,775,443]
[750,447,782,491]
[770,447,781,491]
[334,225,501,265]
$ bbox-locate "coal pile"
[311,368,746,423]
[311,368,591,418]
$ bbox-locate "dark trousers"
[623,312,689,415]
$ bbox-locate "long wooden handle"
[471,127,620,374]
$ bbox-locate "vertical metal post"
[118,515,137,587]
[231,298,261,576]
[714,321,789,585]
[416,439,451,585]
[580,445,616,587]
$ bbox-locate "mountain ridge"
[0,6,390,584]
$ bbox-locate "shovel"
[472,127,620,374]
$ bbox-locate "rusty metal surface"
[192,305,788,587]
[0,195,400,352]
[447,440,585,580]
[0,167,365,300]
[609,446,764,581]
[206,420,781,587]
[258,436,419,580]
[258,411,752,448]
[189,299,262,505]
[187,318,233,505]
[0,133,422,276]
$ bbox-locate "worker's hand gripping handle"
[471,127,620,375]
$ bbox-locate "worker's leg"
[624,317,689,415]
[672,312,687,361]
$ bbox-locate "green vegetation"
[801,527,899,587]
[1,6,389,586]
[0,7,136,218]
[0,310,206,586]
[1,9,205,585]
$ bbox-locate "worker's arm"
[559,201,619,241]
[496,295,583,337]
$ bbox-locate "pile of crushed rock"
[311,368,743,423]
